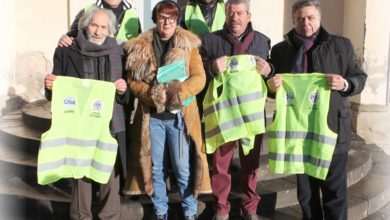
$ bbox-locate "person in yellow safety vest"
[44,7,130,220]
[181,0,226,36]
[200,0,273,219]
[266,73,338,180]
[58,0,141,47]
[267,1,367,219]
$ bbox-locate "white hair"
[78,6,117,36]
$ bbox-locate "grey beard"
[87,33,106,45]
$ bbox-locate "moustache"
[229,20,242,26]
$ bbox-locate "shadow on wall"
[283,0,294,34]
[0,95,26,116]
[14,52,51,101]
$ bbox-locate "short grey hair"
[78,6,117,36]
[292,0,321,19]
[226,0,251,13]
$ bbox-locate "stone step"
[0,111,41,155]
[0,161,70,203]
[363,201,390,220]
[0,141,36,167]
[0,103,381,219]
[0,142,373,219]
[21,100,51,132]
[0,194,70,220]
[262,144,390,220]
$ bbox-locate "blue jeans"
[150,113,197,217]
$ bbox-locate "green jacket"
[184,2,225,35]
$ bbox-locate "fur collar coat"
[123,27,211,197]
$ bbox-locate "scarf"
[76,31,123,82]
[291,31,318,73]
[223,22,255,55]
[76,31,125,133]
[152,29,174,68]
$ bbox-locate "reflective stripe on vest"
[85,4,139,42]
[203,55,267,155]
[267,73,337,180]
[185,2,225,35]
[37,76,118,185]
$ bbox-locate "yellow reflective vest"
[267,73,337,180]
[203,55,267,155]
[37,76,118,185]
[184,2,225,35]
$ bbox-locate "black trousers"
[297,152,348,220]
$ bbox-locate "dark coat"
[269,27,367,154]
[47,36,130,177]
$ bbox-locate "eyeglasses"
[158,16,177,24]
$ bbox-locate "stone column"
[344,0,390,153]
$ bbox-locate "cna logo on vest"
[309,91,319,109]
[63,96,76,113]
[229,58,239,72]
[285,92,295,106]
[248,56,256,66]
[90,99,104,118]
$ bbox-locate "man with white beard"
[44,7,129,220]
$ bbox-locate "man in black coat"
[44,7,129,220]
[267,0,367,219]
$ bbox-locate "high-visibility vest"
[184,2,225,35]
[203,55,267,155]
[267,73,337,180]
[37,76,118,185]
[85,4,139,42]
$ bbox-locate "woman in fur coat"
[123,1,211,219]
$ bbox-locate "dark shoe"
[185,214,196,220]
[212,214,229,220]
[157,213,168,220]
[242,214,260,220]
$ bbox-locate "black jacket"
[269,27,367,154]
